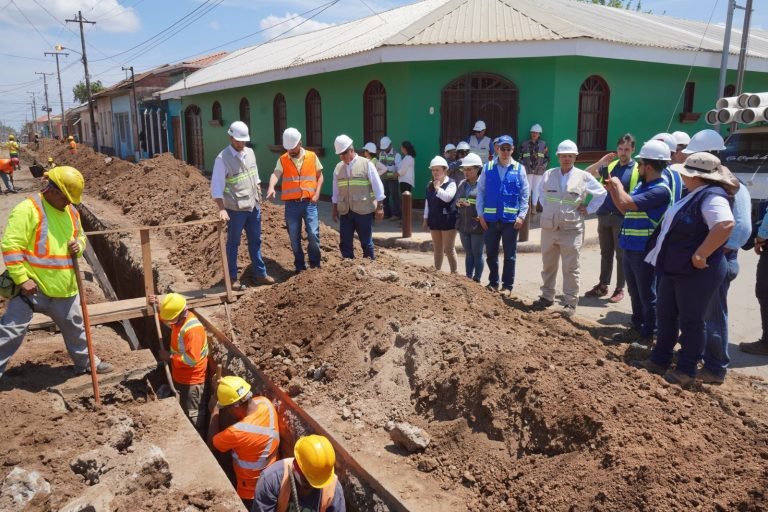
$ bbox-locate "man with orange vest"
[209,375,280,509]
[67,135,77,155]
[254,434,345,512]
[0,166,113,377]
[266,128,324,273]
[149,292,208,431]
[0,158,16,193]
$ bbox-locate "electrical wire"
[9,0,54,49]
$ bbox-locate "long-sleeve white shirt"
[423,176,457,218]
[331,154,386,204]
[397,154,415,187]
[211,145,259,199]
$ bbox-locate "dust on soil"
[25,141,768,510]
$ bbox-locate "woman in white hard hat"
[455,153,485,281]
[423,156,458,273]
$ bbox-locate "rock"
[389,422,431,452]
[417,457,438,473]
[106,416,135,452]
[384,421,395,431]
[71,449,115,485]
[287,380,303,397]
[341,407,352,420]
[0,467,51,507]
[596,358,605,367]
[371,338,392,357]
[462,471,476,484]
[373,270,399,282]
[59,484,115,512]
[353,409,362,419]
[131,445,172,491]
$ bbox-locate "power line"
[10,0,53,48]
[0,52,48,62]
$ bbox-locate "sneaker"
[500,288,514,297]
[609,288,625,303]
[739,340,768,356]
[632,358,668,375]
[696,368,725,385]
[561,305,576,318]
[609,328,642,344]
[486,284,499,292]
[584,283,609,298]
[75,361,115,375]
[232,280,248,291]
[253,275,275,285]
[663,369,695,388]
[531,297,553,309]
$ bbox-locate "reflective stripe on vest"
[280,151,318,200]
[19,194,79,270]
[620,181,672,249]
[224,168,259,190]
[231,397,278,472]
[601,160,639,192]
[335,157,376,215]
[171,317,208,367]
[544,195,580,206]
[483,161,522,222]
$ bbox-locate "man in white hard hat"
[443,143,457,163]
[519,124,550,213]
[266,128,324,274]
[604,140,674,346]
[652,132,685,203]
[444,143,464,184]
[466,120,493,164]
[671,131,690,164]
[331,135,386,259]
[211,121,274,289]
[534,140,607,318]
[378,136,401,219]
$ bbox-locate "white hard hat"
[530,123,543,133]
[460,153,483,167]
[636,140,671,161]
[429,156,448,168]
[379,136,392,149]
[334,134,353,155]
[473,120,486,132]
[456,141,471,151]
[363,142,377,154]
[672,131,690,146]
[683,129,726,154]
[444,143,456,152]
[556,139,579,155]
[227,121,250,142]
[282,127,302,150]
[651,132,677,152]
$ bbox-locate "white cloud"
[209,20,221,31]
[2,0,141,34]
[258,12,334,40]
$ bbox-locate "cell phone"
[599,167,610,181]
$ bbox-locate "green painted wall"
[179,56,768,199]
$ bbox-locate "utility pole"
[28,92,38,137]
[66,11,98,152]
[735,0,753,97]
[122,66,141,161]
[36,72,54,138]
[717,0,737,102]
[45,49,69,139]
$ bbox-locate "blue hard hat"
[497,135,514,146]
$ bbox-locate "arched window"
[273,93,287,145]
[363,81,386,145]
[211,101,222,125]
[723,84,736,97]
[305,89,322,147]
[184,105,204,170]
[440,73,518,149]
[577,76,610,151]
[239,97,250,128]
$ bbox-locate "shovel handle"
[72,256,100,405]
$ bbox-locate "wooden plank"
[140,229,154,302]
[83,244,141,350]
[85,218,221,236]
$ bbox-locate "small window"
[212,101,222,124]
[273,93,287,145]
[305,89,322,147]
[577,75,610,151]
[723,84,736,98]
[363,81,387,146]
[683,82,695,113]
[239,98,250,129]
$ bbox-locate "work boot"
[561,305,576,318]
[609,328,642,344]
[740,340,768,356]
[663,369,695,388]
[696,368,725,385]
[609,288,624,303]
[486,283,499,292]
[584,283,608,298]
[632,358,668,375]
[253,275,275,285]
[531,297,553,310]
[75,361,115,375]
[232,280,247,291]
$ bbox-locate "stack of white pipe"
[707,92,768,125]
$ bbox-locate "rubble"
[389,422,431,452]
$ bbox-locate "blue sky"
[1,0,765,130]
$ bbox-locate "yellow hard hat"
[47,157,54,163]
[44,166,84,205]
[158,292,186,321]
[68,135,74,141]
[217,376,251,407]
[8,134,14,140]
[294,435,336,489]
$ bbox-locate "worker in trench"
[149,292,208,432]
[253,434,346,512]
[208,375,280,510]
[0,166,113,377]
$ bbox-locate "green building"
[159,0,768,198]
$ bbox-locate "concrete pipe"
[717,108,740,123]
[716,96,740,109]
[747,93,768,108]
[737,93,753,108]
[738,107,767,124]
[705,109,719,125]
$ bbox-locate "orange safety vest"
[3,194,81,271]
[169,312,208,385]
[212,397,280,500]
[276,458,337,512]
[0,159,12,174]
[280,150,318,201]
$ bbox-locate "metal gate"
[184,105,204,170]
[440,73,518,149]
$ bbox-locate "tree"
[72,80,104,104]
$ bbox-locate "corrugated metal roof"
[160,0,768,97]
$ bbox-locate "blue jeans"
[484,221,519,290]
[623,250,657,337]
[459,231,484,281]
[285,201,320,271]
[384,180,400,218]
[0,172,13,192]
[226,207,267,280]
[703,253,739,377]
[650,257,727,377]
[339,211,375,260]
